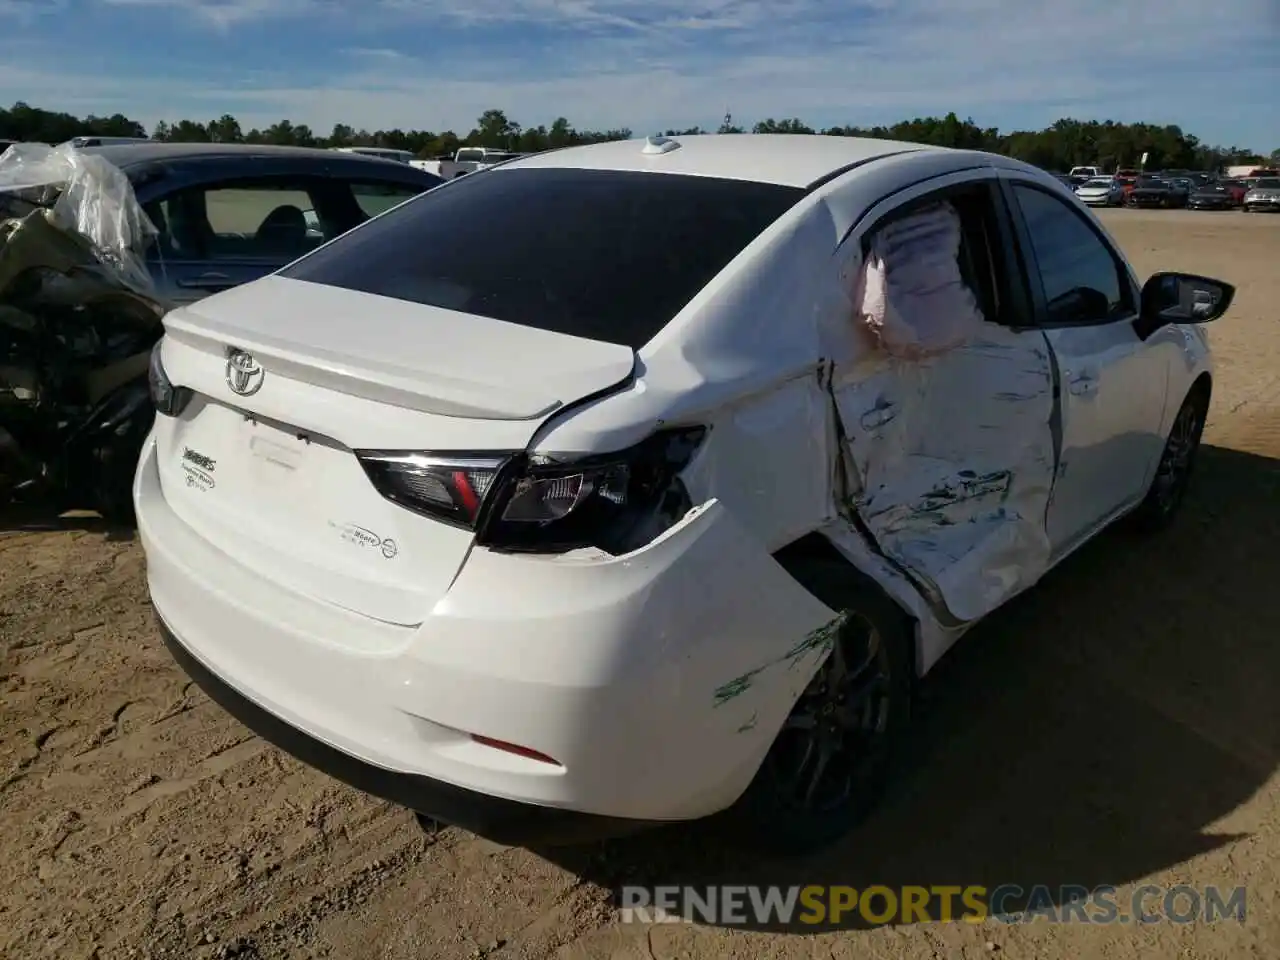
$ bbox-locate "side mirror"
[1137,272,1234,337]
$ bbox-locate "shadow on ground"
[0,502,135,540]
[542,444,1280,931]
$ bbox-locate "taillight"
[356,426,707,552]
[354,453,511,529]
[148,341,193,417]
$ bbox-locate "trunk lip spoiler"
[161,307,638,422]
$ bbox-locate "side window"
[1012,184,1132,325]
[147,180,326,263]
[859,182,1014,327]
[203,183,322,260]
[349,181,426,219]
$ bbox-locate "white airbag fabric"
[853,201,986,358]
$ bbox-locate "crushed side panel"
[829,201,1057,624]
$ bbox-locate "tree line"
[3,100,1277,173]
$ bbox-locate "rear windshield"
[279,167,804,349]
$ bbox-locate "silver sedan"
[1074,176,1126,207]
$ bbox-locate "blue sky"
[1,0,1277,149]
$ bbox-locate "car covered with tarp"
[1,142,166,521]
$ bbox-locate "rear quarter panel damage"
[426,498,839,818]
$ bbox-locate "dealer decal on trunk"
[328,520,398,560]
[181,447,216,492]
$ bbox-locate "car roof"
[499,134,942,188]
[86,141,406,171]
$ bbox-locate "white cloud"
[98,0,319,29]
[4,0,1277,147]
[0,0,67,19]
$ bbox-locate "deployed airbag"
[851,201,986,358]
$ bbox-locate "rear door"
[828,171,1058,624]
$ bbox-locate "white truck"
[1068,165,1102,179]
[331,146,415,164]
[1226,163,1279,179]
[410,147,524,179]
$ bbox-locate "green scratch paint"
[782,612,848,671]
[713,669,764,707]
[712,613,848,707]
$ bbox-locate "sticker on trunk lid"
[181,447,216,492]
[329,520,398,559]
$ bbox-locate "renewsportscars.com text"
[619,884,1247,926]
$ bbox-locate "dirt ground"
[2,208,1278,960]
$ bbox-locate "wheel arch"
[1188,370,1212,407]
[772,531,921,680]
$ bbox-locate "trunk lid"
[154,276,636,627]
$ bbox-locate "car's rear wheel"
[733,561,913,855]
[1129,385,1208,532]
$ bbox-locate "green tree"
[0,100,1261,176]
[207,114,243,143]
[470,109,517,148]
[328,123,355,147]
[753,118,815,134]
[168,119,210,141]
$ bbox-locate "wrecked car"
[1,143,165,520]
[2,142,443,520]
[137,134,1232,854]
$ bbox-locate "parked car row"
[1054,169,1275,211]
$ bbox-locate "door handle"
[176,272,235,290]
[1067,371,1099,396]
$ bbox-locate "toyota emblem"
[225,349,264,397]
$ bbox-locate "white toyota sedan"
[138,134,1233,854]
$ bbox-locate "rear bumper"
[157,615,647,845]
[135,435,835,833]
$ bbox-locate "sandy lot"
[2,208,1278,960]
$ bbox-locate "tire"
[1129,385,1208,533]
[731,559,914,856]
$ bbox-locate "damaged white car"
[137,134,1233,853]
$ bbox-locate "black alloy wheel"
[1131,388,1207,532]
[735,563,913,855]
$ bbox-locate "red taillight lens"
[480,427,705,554]
[357,426,706,552]
[355,453,510,529]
